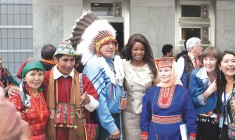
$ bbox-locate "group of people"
[0,11,234,140]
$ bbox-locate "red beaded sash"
[151,114,182,124]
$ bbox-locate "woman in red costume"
[9,61,50,140]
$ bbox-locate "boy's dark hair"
[41,44,56,60]
[162,44,173,56]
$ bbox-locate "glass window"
[20,5,27,14]
[20,15,27,25]
[14,5,20,14]
[1,39,7,49]
[8,14,14,25]
[1,29,8,38]
[8,29,14,38]
[91,3,113,16]
[14,29,21,38]
[8,39,14,49]
[1,15,8,25]
[182,28,201,40]
[182,5,201,17]
[14,39,20,49]
[14,15,21,25]
[20,38,27,49]
[1,5,7,15]
[0,1,33,76]
[7,5,13,14]
[20,28,27,38]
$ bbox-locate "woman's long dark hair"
[216,50,235,114]
[126,34,157,78]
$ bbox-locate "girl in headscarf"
[9,61,50,140]
[140,57,197,140]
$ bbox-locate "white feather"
[76,20,116,64]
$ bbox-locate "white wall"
[216,1,235,52]
[130,0,176,58]
[32,0,83,59]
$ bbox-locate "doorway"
[110,23,124,53]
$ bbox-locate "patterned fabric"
[151,114,182,124]
[9,91,50,140]
[140,85,197,140]
[0,67,18,88]
[44,69,98,140]
[83,55,125,135]
[157,86,175,108]
[54,40,78,56]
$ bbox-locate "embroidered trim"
[151,114,182,124]
[79,73,83,94]
[95,35,117,51]
[157,86,175,108]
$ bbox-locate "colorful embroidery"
[54,103,76,128]
[230,96,235,123]
[157,86,175,108]
[152,114,182,124]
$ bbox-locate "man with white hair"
[177,37,203,88]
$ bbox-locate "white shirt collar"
[196,67,209,80]
[53,65,75,79]
[188,53,195,60]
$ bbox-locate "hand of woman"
[204,80,217,99]
[8,86,20,97]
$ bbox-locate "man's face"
[54,55,75,75]
[167,50,174,57]
[99,41,116,58]
[193,42,203,57]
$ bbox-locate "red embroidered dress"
[9,92,50,140]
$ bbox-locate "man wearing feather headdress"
[71,11,125,140]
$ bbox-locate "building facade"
[1,0,235,76]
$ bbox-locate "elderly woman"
[8,61,50,140]
[189,47,222,140]
[140,57,197,140]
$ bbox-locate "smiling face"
[203,56,217,73]
[131,42,145,62]
[99,41,116,58]
[219,54,235,78]
[158,67,172,83]
[55,55,75,75]
[24,70,44,92]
